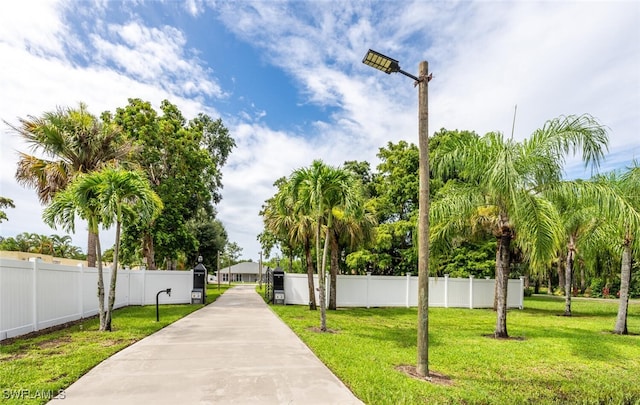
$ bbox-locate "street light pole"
[362,50,431,377]
[416,60,430,377]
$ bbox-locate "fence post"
[77,263,84,318]
[444,274,449,308]
[469,275,474,309]
[366,272,371,309]
[519,276,525,309]
[29,258,40,332]
[405,272,411,308]
[142,266,148,305]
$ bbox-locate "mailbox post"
[273,266,285,305]
[191,256,207,304]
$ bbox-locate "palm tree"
[50,234,75,258]
[548,184,601,316]
[43,167,160,331]
[7,103,133,266]
[612,164,640,334]
[431,115,608,338]
[290,160,359,331]
[328,199,376,310]
[43,171,109,329]
[262,178,318,310]
[588,165,640,334]
[98,167,162,330]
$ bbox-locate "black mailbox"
[191,256,207,304]
[273,267,285,305]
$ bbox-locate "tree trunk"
[493,246,500,311]
[143,232,156,270]
[494,227,511,338]
[288,249,293,273]
[579,261,586,294]
[613,239,632,334]
[329,229,339,310]
[305,238,317,310]
[557,255,565,296]
[547,273,553,294]
[105,221,121,332]
[316,218,327,332]
[564,236,575,316]
[87,231,97,268]
[95,232,107,331]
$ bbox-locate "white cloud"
[0,0,70,58]
[90,21,225,98]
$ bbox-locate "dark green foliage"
[108,99,235,269]
[187,215,228,272]
[434,240,497,278]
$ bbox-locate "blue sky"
[1,1,639,262]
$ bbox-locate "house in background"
[214,261,264,283]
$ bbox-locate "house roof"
[218,261,262,274]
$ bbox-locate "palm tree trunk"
[493,246,499,310]
[304,239,317,310]
[315,219,326,332]
[288,247,293,273]
[87,231,97,267]
[564,237,575,316]
[143,232,156,270]
[614,238,632,334]
[557,256,565,296]
[105,221,121,332]
[95,231,107,331]
[494,228,511,338]
[329,230,339,310]
[319,226,331,331]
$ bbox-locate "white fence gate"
[284,273,524,309]
[0,258,192,341]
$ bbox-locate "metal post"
[416,60,430,377]
[217,250,220,291]
[259,251,263,289]
[156,288,171,322]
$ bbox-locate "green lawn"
[269,295,640,405]
[0,284,230,405]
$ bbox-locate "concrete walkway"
[52,285,362,405]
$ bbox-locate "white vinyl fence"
[284,273,524,309]
[0,258,192,341]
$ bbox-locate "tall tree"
[612,164,640,334]
[8,103,132,266]
[187,211,228,272]
[586,166,640,334]
[98,167,162,330]
[547,182,601,316]
[290,160,359,331]
[431,115,608,338]
[261,177,318,310]
[43,167,160,331]
[43,171,109,330]
[110,99,234,269]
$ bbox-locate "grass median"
[269,295,640,404]
[0,283,230,405]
